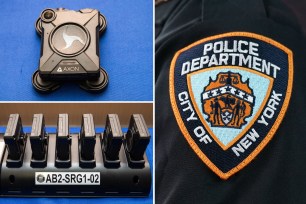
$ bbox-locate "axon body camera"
[32,8,108,93]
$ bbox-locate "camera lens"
[43,11,53,19]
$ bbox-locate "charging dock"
[0,113,151,197]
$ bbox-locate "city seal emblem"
[169,32,293,179]
[202,71,255,129]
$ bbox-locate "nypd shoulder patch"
[169,32,293,179]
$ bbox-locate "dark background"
[284,1,306,35]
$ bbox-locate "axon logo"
[62,26,85,50]
[57,66,80,72]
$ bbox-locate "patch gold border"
[187,66,274,150]
[169,32,293,179]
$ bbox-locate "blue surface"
[0,0,153,101]
[0,127,153,204]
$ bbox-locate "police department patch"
[169,32,293,179]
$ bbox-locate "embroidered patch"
[169,32,293,179]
